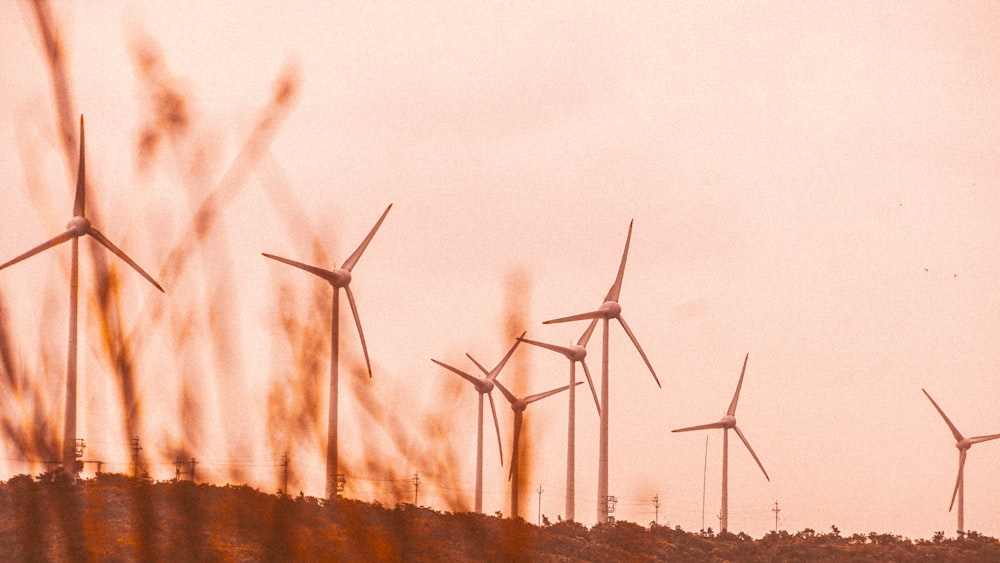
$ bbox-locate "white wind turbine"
[672,353,769,533]
[922,388,1000,535]
[262,203,391,499]
[430,332,524,514]
[0,116,164,476]
[516,321,600,522]
[483,372,578,520]
[543,220,660,523]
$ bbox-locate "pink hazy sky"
[2,1,1000,539]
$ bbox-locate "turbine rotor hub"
[598,301,621,318]
[567,345,587,361]
[66,216,89,237]
[721,415,737,429]
[329,268,352,287]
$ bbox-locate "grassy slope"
[1,473,999,562]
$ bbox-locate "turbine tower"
[517,322,600,522]
[262,203,391,499]
[672,353,769,533]
[431,332,524,514]
[543,220,660,523]
[486,374,578,520]
[922,388,1000,535]
[0,116,164,476]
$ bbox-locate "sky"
[1,1,1000,540]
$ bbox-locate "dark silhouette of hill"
[2,472,999,562]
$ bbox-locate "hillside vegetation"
[1,472,999,562]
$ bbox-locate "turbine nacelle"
[66,216,90,237]
[956,439,973,451]
[721,414,737,429]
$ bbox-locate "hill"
[2,472,999,562]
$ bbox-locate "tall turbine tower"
[543,220,660,523]
[262,204,391,499]
[672,354,769,533]
[431,333,523,513]
[487,375,578,520]
[0,116,164,476]
[922,388,1000,535]
[517,321,600,522]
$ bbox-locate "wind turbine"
[0,116,164,476]
[922,388,1000,535]
[672,353,769,533]
[516,321,600,522]
[262,203,391,499]
[430,332,524,514]
[484,372,578,520]
[543,219,660,523]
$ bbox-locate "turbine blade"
[74,115,86,217]
[493,378,517,405]
[733,425,770,481]
[517,337,574,358]
[950,449,966,512]
[617,315,660,387]
[673,421,725,433]
[262,253,335,282]
[488,391,504,466]
[524,382,577,405]
[488,331,525,380]
[543,310,604,324]
[344,286,372,377]
[0,230,74,271]
[579,359,601,415]
[341,204,392,271]
[604,220,633,303]
[922,389,965,443]
[576,318,599,347]
[431,359,480,387]
[969,433,1000,444]
[727,353,749,416]
[509,412,521,481]
[465,353,491,376]
[88,227,165,292]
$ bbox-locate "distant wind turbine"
[262,203,391,499]
[543,220,660,523]
[0,116,164,476]
[431,332,524,514]
[485,373,578,520]
[673,354,769,534]
[517,322,600,522]
[922,388,1000,535]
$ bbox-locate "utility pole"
[772,500,780,532]
[652,494,660,525]
[130,437,142,478]
[281,453,289,496]
[412,472,420,505]
[537,485,544,526]
[174,457,197,481]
